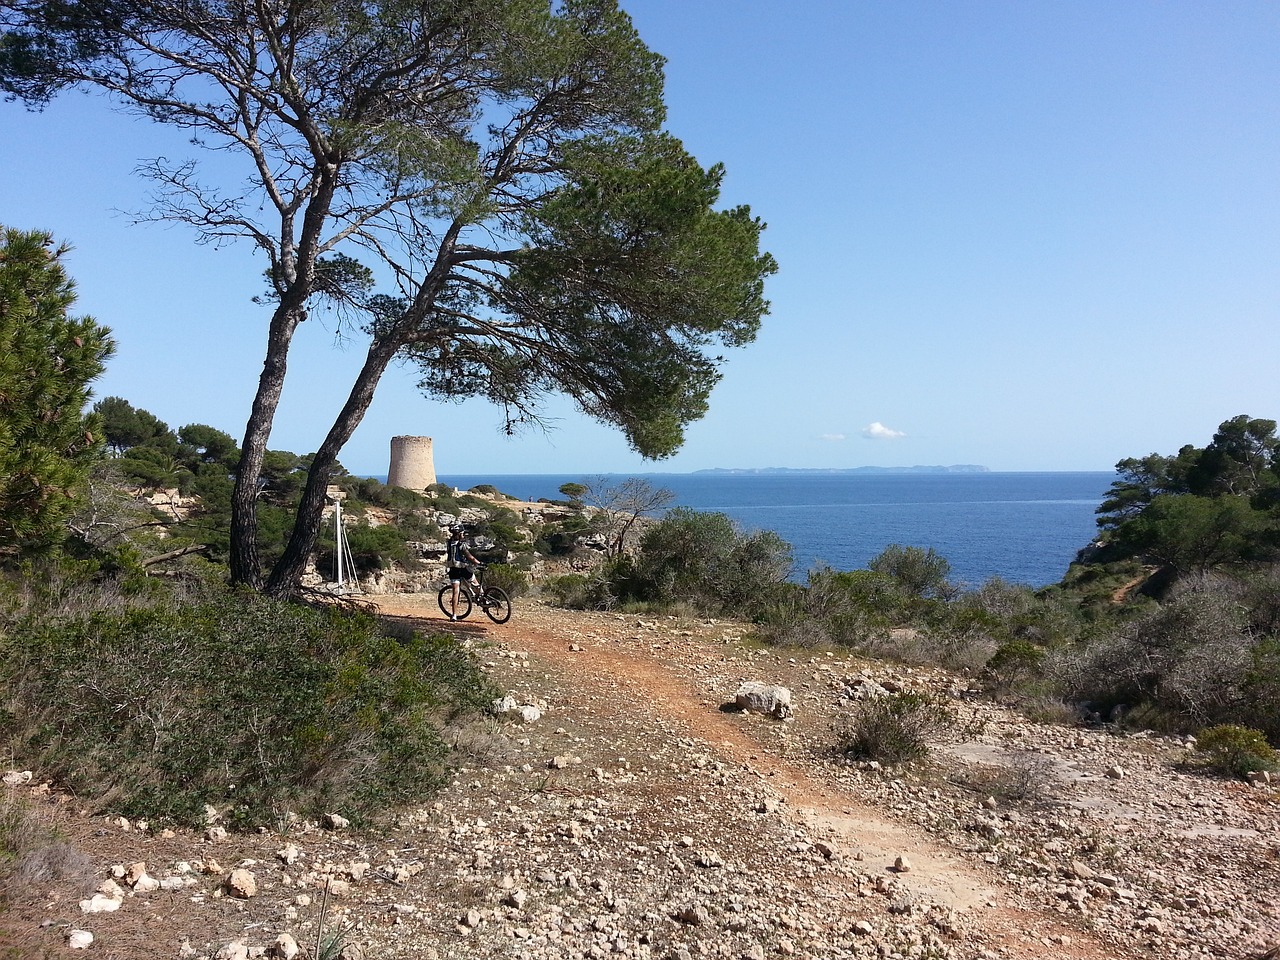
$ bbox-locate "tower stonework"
[387,436,437,491]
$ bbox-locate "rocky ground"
[2,597,1279,960]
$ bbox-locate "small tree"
[558,482,588,507]
[869,544,954,599]
[631,507,792,615]
[2,1,777,597]
[583,476,676,556]
[0,227,114,562]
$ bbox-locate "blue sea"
[433,471,1116,589]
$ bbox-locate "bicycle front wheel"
[480,587,512,624]
[437,585,472,620]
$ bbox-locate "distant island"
[693,465,990,475]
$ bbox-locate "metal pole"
[335,499,344,587]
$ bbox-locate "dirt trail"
[374,597,1138,960]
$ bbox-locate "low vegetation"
[0,575,495,827]
[835,692,954,764]
[5,357,1280,832]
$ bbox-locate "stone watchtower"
[387,436,437,491]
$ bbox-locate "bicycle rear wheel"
[480,587,511,624]
[437,584,472,620]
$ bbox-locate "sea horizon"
[375,470,1116,588]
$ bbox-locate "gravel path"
[2,597,1277,960]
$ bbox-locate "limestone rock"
[79,893,122,913]
[734,681,793,719]
[227,868,258,899]
[67,929,94,950]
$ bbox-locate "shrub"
[542,572,615,610]
[483,563,528,599]
[628,508,792,616]
[982,638,1047,698]
[1194,724,1279,779]
[835,692,952,764]
[868,545,954,600]
[0,787,94,900]
[0,588,494,827]
[1243,638,1280,743]
[1056,585,1253,730]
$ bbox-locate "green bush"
[0,588,494,827]
[483,563,528,599]
[542,572,615,610]
[869,544,954,600]
[1194,724,1278,779]
[982,638,1047,697]
[835,692,952,765]
[627,508,792,616]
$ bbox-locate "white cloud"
[862,422,906,440]
[820,433,847,442]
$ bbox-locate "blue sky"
[3,1,1277,476]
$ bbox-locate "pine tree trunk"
[264,338,399,597]
[230,304,306,589]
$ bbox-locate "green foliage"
[623,507,792,616]
[0,227,114,563]
[1194,725,1278,779]
[1056,583,1256,729]
[982,639,1047,697]
[326,521,410,573]
[868,544,954,600]
[558,482,587,505]
[339,477,426,511]
[1244,637,1280,744]
[835,692,952,765]
[483,563,528,599]
[0,587,494,826]
[541,570,618,610]
[1093,416,1280,571]
[1111,494,1272,573]
[95,396,172,455]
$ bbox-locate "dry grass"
[0,786,94,901]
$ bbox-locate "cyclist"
[445,525,481,621]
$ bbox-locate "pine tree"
[0,227,115,560]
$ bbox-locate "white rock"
[277,843,302,864]
[734,681,793,719]
[133,871,160,893]
[206,825,228,842]
[503,889,529,909]
[324,813,350,830]
[695,849,725,868]
[67,929,94,950]
[1,770,32,785]
[214,941,251,960]
[270,933,300,959]
[79,894,122,913]
[1105,765,1125,780]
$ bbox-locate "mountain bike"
[437,565,512,624]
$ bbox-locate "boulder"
[734,681,793,719]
